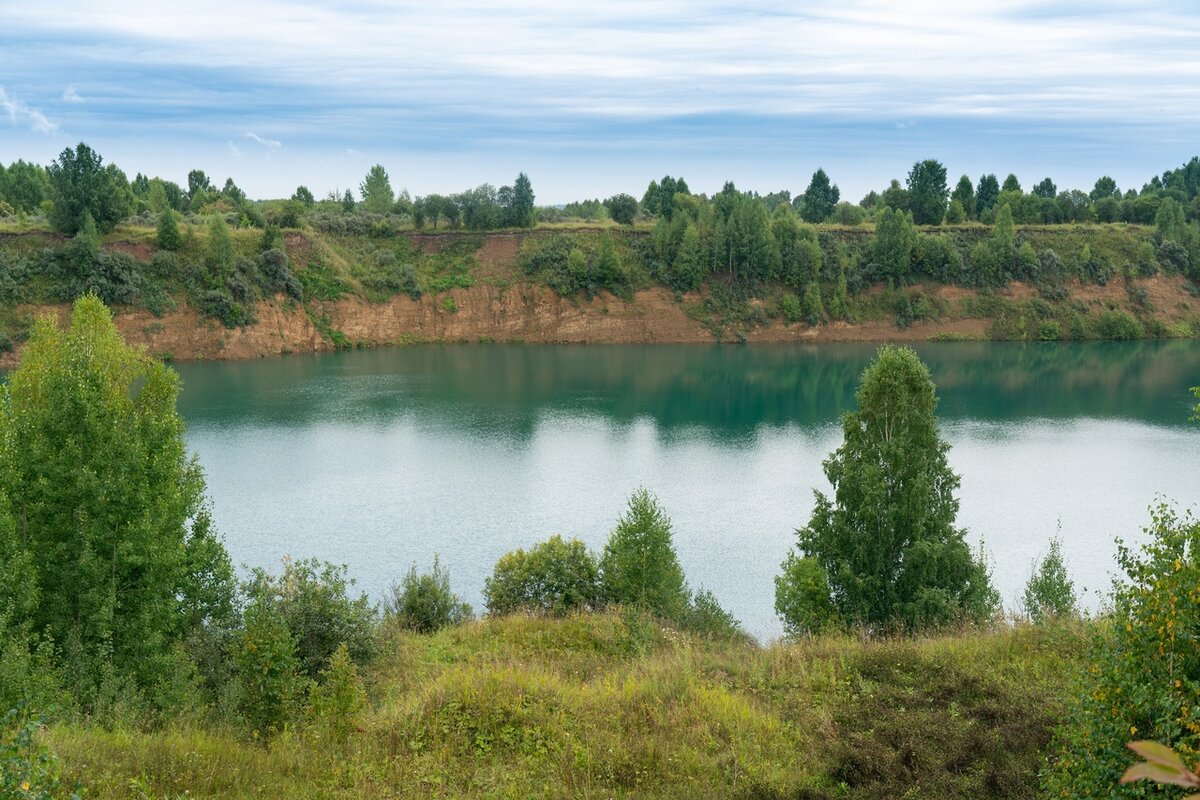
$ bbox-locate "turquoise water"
[173,341,1200,639]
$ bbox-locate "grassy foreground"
[42,612,1084,799]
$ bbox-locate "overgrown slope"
[43,612,1084,799]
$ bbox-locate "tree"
[1155,196,1190,244]
[800,168,840,223]
[1032,177,1057,199]
[880,179,910,213]
[341,189,355,213]
[510,172,536,228]
[906,159,949,225]
[600,489,689,619]
[0,296,235,693]
[603,193,638,225]
[1090,175,1119,202]
[951,175,975,219]
[975,174,1000,215]
[873,207,917,282]
[46,143,133,234]
[776,346,997,632]
[156,207,182,251]
[187,169,212,200]
[0,160,51,213]
[484,536,602,616]
[292,185,315,207]
[359,165,394,213]
[1021,536,1076,623]
[1001,174,1022,193]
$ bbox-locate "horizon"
[1,2,1198,204]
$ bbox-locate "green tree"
[951,174,976,219]
[1032,177,1057,199]
[975,174,1000,215]
[1156,196,1191,244]
[484,536,602,616]
[47,143,133,234]
[1090,175,1119,201]
[0,160,51,213]
[359,165,394,214]
[341,189,355,213]
[873,207,917,282]
[776,346,997,631]
[671,222,706,291]
[385,555,472,633]
[800,168,840,223]
[603,193,638,225]
[906,159,949,225]
[236,601,305,736]
[1021,536,1076,623]
[291,185,315,207]
[1001,174,1022,193]
[0,296,235,693]
[510,172,536,228]
[206,215,236,284]
[600,489,689,620]
[156,208,182,251]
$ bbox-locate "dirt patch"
[106,240,155,260]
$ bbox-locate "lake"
[174,341,1200,640]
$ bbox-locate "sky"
[1,0,1198,204]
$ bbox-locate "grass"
[40,612,1086,799]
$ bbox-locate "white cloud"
[244,131,281,149]
[0,85,58,134]
[62,86,84,103]
[228,140,243,158]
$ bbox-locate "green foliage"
[519,233,632,298]
[778,346,998,632]
[384,556,472,634]
[243,558,376,679]
[46,143,132,234]
[1,706,80,800]
[872,207,917,282]
[1092,309,1144,340]
[1022,536,1077,623]
[976,174,1000,215]
[802,281,825,325]
[236,602,306,737]
[155,208,182,251]
[359,165,394,214]
[1046,506,1200,798]
[484,536,602,616]
[676,589,745,641]
[0,296,235,699]
[774,555,836,636]
[600,489,689,620]
[906,159,949,225]
[603,193,638,225]
[205,215,236,283]
[800,168,840,223]
[306,643,367,742]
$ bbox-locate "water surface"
[174,341,1200,639]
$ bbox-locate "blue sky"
[1,1,1198,203]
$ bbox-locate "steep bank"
[0,225,1196,366]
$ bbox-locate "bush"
[774,555,836,636]
[384,555,472,633]
[1,705,80,800]
[306,643,367,742]
[156,209,182,251]
[1045,506,1200,797]
[1037,320,1062,341]
[1091,309,1143,340]
[484,536,602,616]
[677,589,745,640]
[1021,537,1076,623]
[778,292,802,323]
[236,602,306,737]
[243,558,377,679]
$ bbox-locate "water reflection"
[175,341,1200,437]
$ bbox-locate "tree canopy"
[46,143,133,234]
[775,346,997,632]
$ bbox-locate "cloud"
[227,140,242,158]
[0,85,58,134]
[62,86,84,103]
[244,130,281,149]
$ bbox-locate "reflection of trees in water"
[174,341,1200,439]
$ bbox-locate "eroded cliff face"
[0,282,998,368]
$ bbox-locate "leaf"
[1122,763,1190,786]
[1128,740,1189,772]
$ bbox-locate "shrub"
[307,643,367,742]
[1,705,80,800]
[1021,536,1076,623]
[156,209,182,251]
[676,589,745,640]
[1045,506,1200,797]
[774,555,836,636]
[600,490,689,620]
[484,536,602,616]
[778,292,802,323]
[1091,309,1143,340]
[243,558,377,679]
[1038,320,1063,341]
[236,602,306,737]
[385,555,472,633]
